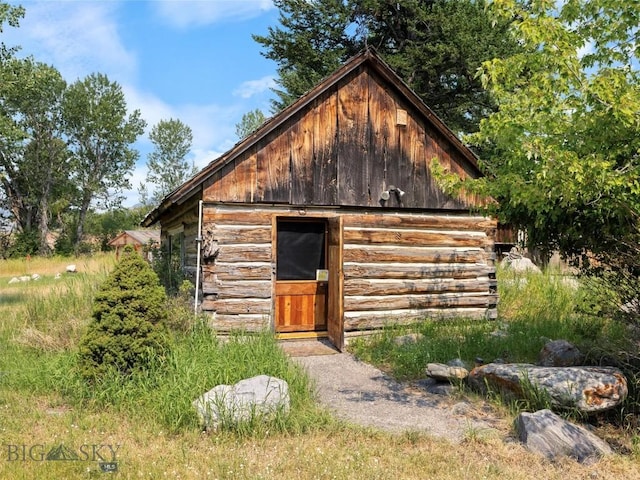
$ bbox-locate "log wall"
[200,204,497,333]
[200,206,277,332]
[341,212,497,330]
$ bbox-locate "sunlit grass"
[0,388,637,480]
[349,266,630,380]
[0,252,115,278]
[0,258,330,437]
[1,257,639,479]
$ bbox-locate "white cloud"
[122,85,240,151]
[191,148,226,170]
[179,103,240,152]
[233,75,276,99]
[153,0,275,29]
[9,1,136,82]
[122,85,174,133]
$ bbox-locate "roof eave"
[142,48,481,227]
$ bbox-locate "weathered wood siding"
[159,194,201,279]
[200,204,496,333]
[202,67,482,209]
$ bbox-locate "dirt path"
[292,351,507,443]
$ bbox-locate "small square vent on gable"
[396,108,407,126]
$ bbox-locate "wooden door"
[275,219,328,333]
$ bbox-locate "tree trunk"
[38,181,52,255]
[74,192,92,256]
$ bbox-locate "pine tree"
[78,246,169,380]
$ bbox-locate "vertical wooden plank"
[327,216,344,350]
[386,100,416,209]
[270,213,277,330]
[239,149,257,203]
[424,125,442,208]
[256,126,291,203]
[406,113,428,208]
[425,128,468,209]
[368,72,397,207]
[203,162,232,201]
[313,92,338,205]
[275,282,325,332]
[290,110,314,204]
[337,68,369,206]
[202,149,257,203]
[314,284,328,330]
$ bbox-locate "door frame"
[272,214,344,350]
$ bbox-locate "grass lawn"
[1,254,638,479]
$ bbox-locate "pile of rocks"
[8,273,41,284]
[7,264,77,284]
[424,339,627,464]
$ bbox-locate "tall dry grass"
[0,255,328,438]
[0,252,115,278]
[1,257,639,479]
[0,388,638,480]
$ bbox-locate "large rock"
[538,339,583,367]
[193,375,290,430]
[468,363,627,413]
[515,409,612,464]
[503,250,542,273]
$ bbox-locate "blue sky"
[4,0,281,206]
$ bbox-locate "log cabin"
[108,230,160,261]
[142,48,497,350]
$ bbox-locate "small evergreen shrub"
[78,246,169,380]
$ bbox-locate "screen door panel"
[275,220,327,332]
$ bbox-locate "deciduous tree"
[235,108,267,140]
[0,58,70,254]
[0,2,23,60]
[140,118,195,207]
[63,73,146,253]
[0,2,25,242]
[465,0,639,267]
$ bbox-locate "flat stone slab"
[515,409,612,464]
[426,363,469,382]
[468,363,627,413]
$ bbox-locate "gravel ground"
[293,352,506,443]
